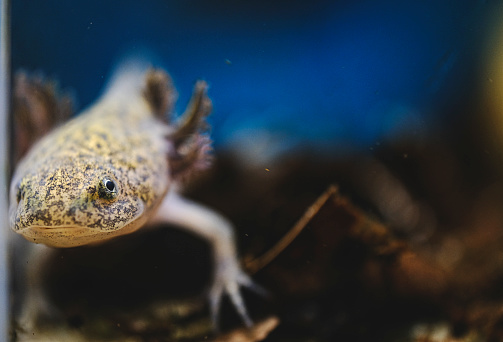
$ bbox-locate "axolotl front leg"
[148,190,256,327]
[143,69,260,327]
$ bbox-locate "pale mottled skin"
[10,70,171,247]
[9,63,257,330]
[10,78,169,247]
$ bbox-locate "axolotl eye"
[99,176,119,200]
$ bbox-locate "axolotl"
[9,61,257,329]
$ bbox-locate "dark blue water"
[11,0,485,153]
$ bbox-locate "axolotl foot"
[149,190,264,328]
[209,255,268,328]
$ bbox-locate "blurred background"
[12,1,503,341]
[11,0,495,158]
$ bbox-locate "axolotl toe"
[9,61,257,329]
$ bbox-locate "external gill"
[168,80,213,182]
[142,69,212,182]
[12,73,74,163]
[143,69,177,119]
[171,80,211,143]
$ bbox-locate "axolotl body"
[9,62,255,329]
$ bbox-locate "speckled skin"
[10,64,257,329]
[10,67,173,247]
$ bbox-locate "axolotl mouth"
[17,216,146,248]
[10,189,148,247]
[18,226,107,247]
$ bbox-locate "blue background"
[11,0,487,153]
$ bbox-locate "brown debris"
[245,185,339,275]
[212,317,279,342]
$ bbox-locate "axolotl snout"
[9,62,256,329]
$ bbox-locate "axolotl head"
[8,65,175,248]
[9,65,211,248]
[9,152,163,247]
